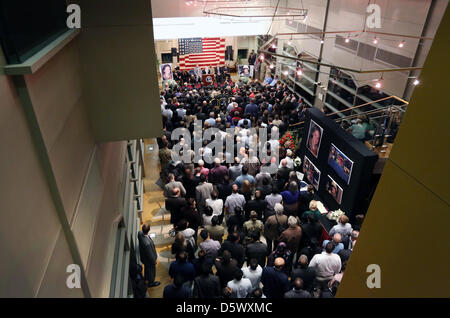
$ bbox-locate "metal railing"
[288,95,408,153]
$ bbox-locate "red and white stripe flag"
[178,37,226,70]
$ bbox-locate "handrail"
[289,95,408,128]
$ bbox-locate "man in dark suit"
[165,188,187,226]
[245,231,267,268]
[138,224,160,287]
[261,257,290,298]
[218,232,245,268]
[290,254,316,292]
[277,159,292,186]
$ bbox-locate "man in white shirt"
[242,258,263,289]
[279,149,294,169]
[205,190,223,217]
[227,269,253,298]
[309,241,342,288]
[227,99,236,113]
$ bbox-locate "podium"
[202,74,215,86]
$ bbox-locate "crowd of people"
[137,66,364,299]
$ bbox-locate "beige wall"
[0,55,76,297]
[0,30,128,299]
[72,0,163,142]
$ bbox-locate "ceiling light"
[398,41,405,48]
[345,36,350,43]
[413,79,420,85]
[259,54,264,61]
[320,39,324,44]
[270,64,274,69]
[272,43,277,49]
[373,37,378,44]
[296,69,303,76]
[283,70,289,75]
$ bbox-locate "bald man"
[261,257,290,298]
[322,233,344,254]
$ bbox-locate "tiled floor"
[141,138,173,298]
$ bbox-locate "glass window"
[0,0,69,64]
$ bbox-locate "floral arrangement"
[280,131,296,152]
[293,157,302,169]
[163,79,178,89]
[327,209,345,222]
[239,76,250,84]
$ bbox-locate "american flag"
[178,37,226,70]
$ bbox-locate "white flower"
[293,157,302,167]
[327,209,345,221]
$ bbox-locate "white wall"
[270,0,438,99]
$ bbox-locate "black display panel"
[299,108,378,221]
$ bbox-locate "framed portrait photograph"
[307,119,323,158]
[327,143,354,185]
[160,63,173,81]
[303,156,321,191]
[238,64,253,77]
[326,175,344,205]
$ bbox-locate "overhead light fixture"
[272,43,277,49]
[413,79,420,85]
[203,5,307,21]
[345,35,350,43]
[259,54,265,61]
[283,70,289,75]
[296,68,303,76]
[269,64,274,69]
[398,40,405,48]
[373,37,378,44]
[320,38,324,44]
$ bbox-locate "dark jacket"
[244,199,267,220]
[291,267,316,291]
[215,259,239,288]
[193,274,222,298]
[138,231,157,265]
[245,241,267,268]
[261,267,290,298]
[219,241,245,268]
[284,288,311,298]
[165,197,187,225]
[300,222,322,247]
[163,284,192,298]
